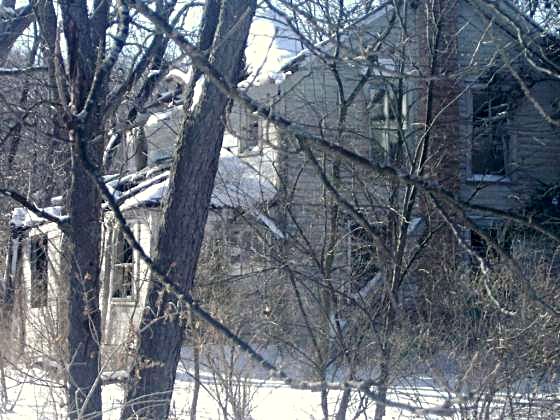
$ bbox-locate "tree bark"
[66,133,104,419]
[57,0,110,416]
[121,1,255,418]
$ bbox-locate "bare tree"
[1,0,559,419]
[121,1,257,418]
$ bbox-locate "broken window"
[349,223,379,293]
[112,229,134,298]
[30,236,48,308]
[369,83,406,162]
[472,89,509,176]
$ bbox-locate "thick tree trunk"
[57,0,109,416]
[121,1,255,418]
[66,135,104,418]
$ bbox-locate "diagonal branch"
[0,187,68,226]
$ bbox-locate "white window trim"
[110,223,139,302]
[368,83,408,163]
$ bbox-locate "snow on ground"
[2,372,447,420]
[4,367,559,419]
[2,351,452,420]
[3,349,557,419]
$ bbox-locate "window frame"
[110,225,137,300]
[368,81,408,163]
[469,86,511,180]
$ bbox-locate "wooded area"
[0,0,559,418]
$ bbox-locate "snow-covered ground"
[2,350,558,419]
[1,349,452,420]
[1,372,448,419]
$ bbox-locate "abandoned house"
[2,0,560,369]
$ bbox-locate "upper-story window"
[112,228,134,299]
[30,235,48,308]
[369,83,407,162]
[471,89,509,176]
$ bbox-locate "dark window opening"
[112,229,134,298]
[349,224,379,293]
[30,236,48,308]
[472,90,509,176]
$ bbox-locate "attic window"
[30,236,48,308]
[112,229,134,299]
[472,90,509,176]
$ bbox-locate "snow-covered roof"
[10,146,276,230]
[243,13,304,86]
[10,206,64,229]
[119,147,276,211]
[239,2,397,87]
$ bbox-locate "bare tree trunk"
[57,0,109,416]
[121,1,256,418]
[373,307,394,420]
[65,134,104,419]
[335,388,352,420]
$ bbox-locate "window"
[238,109,259,154]
[30,236,48,308]
[472,89,509,176]
[369,84,406,162]
[349,223,379,293]
[112,229,134,298]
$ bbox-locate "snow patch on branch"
[0,5,16,18]
[10,206,64,229]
